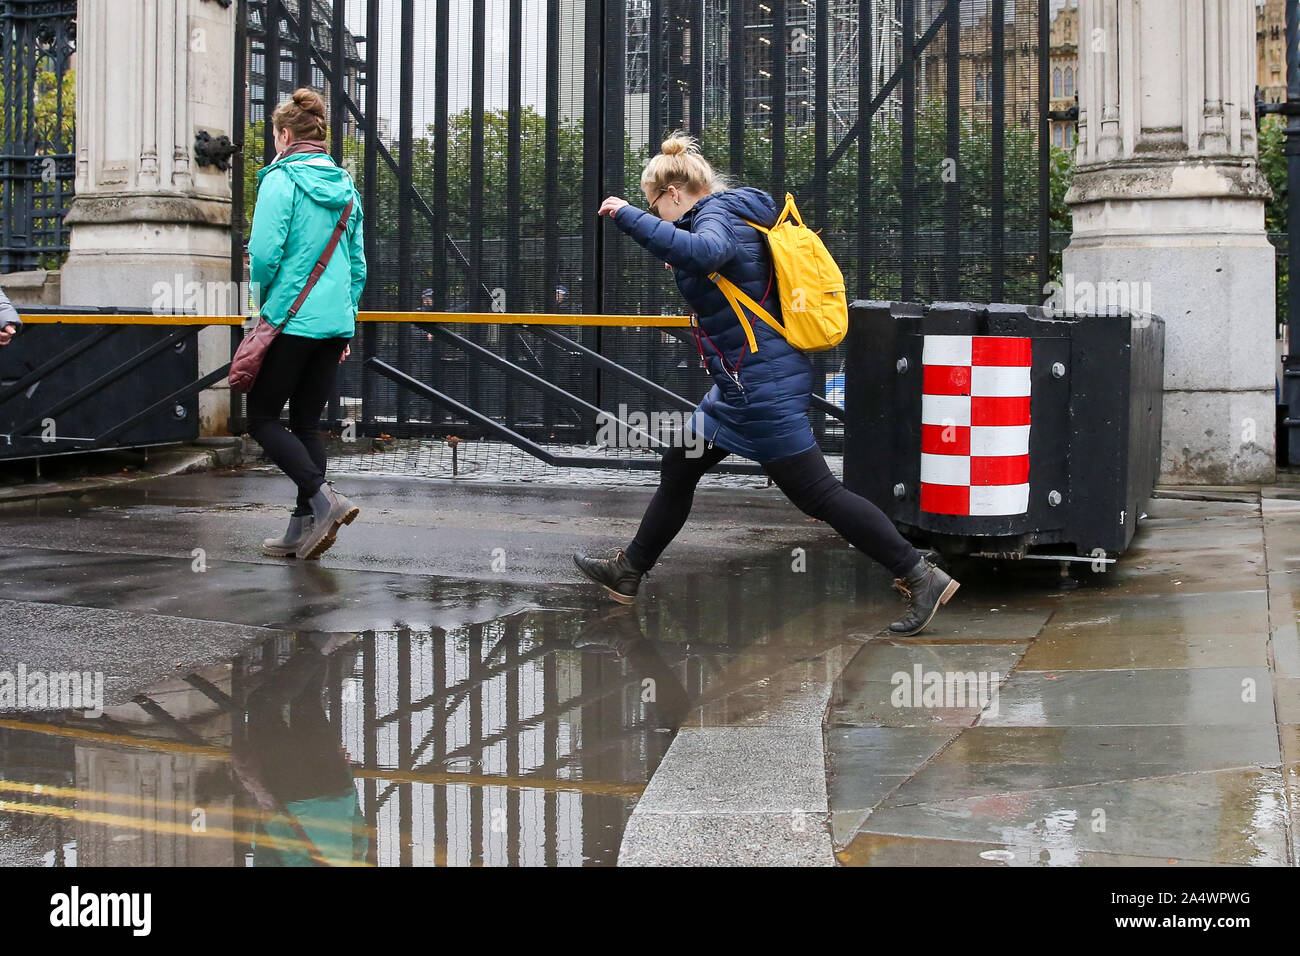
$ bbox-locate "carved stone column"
[62,0,236,436]
[1065,0,1274,484]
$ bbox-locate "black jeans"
[624,443,922,578]
[247,333,349,511]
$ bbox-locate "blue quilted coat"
[611,187,816,462]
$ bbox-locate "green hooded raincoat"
[249,151,366,339]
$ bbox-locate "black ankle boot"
[573,548,645,604]
[889,556,960,636]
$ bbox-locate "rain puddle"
[0,543,887,867]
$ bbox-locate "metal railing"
[5,309,846,470]
[0,0,76,271]
[236,0,1056,361]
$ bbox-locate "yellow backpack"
[708,192,848,353]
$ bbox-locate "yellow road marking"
[0,718,645,797]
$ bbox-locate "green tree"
[1,65,75,269]
[1047,141,1074,283]
[1260,117,1288,330]
[241,100,1074,311]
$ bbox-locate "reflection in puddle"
[0,547,886,866]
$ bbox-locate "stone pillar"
[61,0,236,436]
[1064,0,1275,484]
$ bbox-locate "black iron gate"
[0,0,77,272]
[1261,0,1300,465]
[232,0,1054,455]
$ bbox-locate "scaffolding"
[624,1,903,142]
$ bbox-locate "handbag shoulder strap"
[281,197,355,325]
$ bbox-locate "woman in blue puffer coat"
[573,133,959,636]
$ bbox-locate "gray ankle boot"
[297,481,360,561]
[263,512,312,558]
[888,556,960,636]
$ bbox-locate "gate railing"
[5,310,845,468]
[237,0,1057,335]
[0,0,77,271]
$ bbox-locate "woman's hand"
[339,344,351,364]
[598,196,629,218]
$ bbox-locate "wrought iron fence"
[235,0,1055,457]
[0,0,76,272]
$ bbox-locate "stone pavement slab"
[982,667,1276,727]
[858,768,1289,865]
[826,494,1300,866]
[0,598,273,706]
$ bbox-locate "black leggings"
[623,443,922,578]
[247,333,349,510]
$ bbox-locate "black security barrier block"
[843,300,1164,558]
[0,310,201,461]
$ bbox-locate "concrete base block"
[1064,222,1276,485]
[0,269,61,306]
[1161,388,1276,485]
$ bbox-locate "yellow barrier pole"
[15,311,693,328]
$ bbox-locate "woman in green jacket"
[247,88,367,561]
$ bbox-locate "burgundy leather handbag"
[229,198,355,393]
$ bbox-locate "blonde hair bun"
[660,133,696,156]
[644,130,727,196]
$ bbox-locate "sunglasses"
[649,184,683,218]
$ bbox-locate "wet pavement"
[0,466,891,865]
[831,493,1300,867]
[1,618,679,866]
[1,464,1296,865]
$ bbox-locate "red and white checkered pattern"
[919,334,1032,516]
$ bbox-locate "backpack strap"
[709,272,787,353]
[779,191,803,226]
[708,193,799,351]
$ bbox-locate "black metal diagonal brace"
[7,326,201,438]
[524,325,698,413]
[801,4,955,191]
[420,322,671,451]
[0,326,118,405]
[365,357,763,474]
[94,363,232,446]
